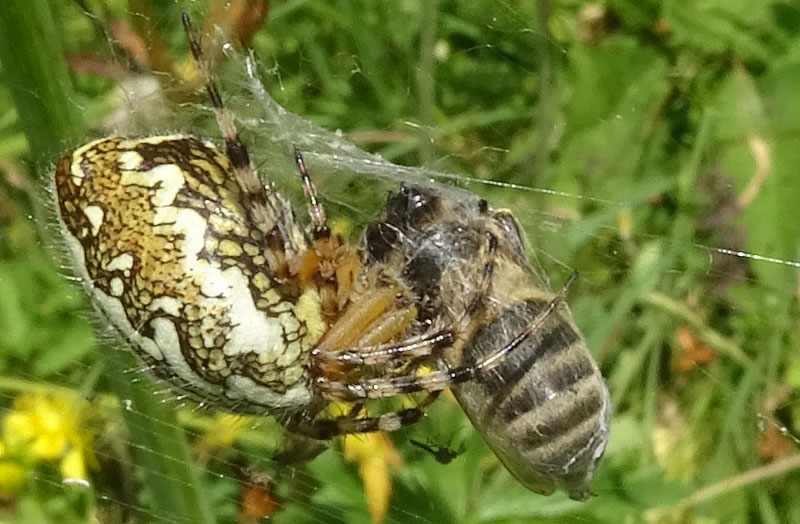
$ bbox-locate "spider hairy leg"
[315,273,577,401]
[293,149,328,236]
[292,150,360,318]
[311,228,499,370]
[181,12,306,284]
[289,392,441,439]
[312,227,499,369]
[294,288,439,438]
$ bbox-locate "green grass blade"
[107,352,217,524]
[0,0,83,164]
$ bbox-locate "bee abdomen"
[511,378,607,460]
[452,298,611,500]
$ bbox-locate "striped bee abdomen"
[452,298,611,500]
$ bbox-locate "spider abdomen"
[53,136,326,413]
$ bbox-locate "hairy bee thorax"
[54,135,327,412]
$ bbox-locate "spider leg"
[290,392,441,439]
[294,149,328,236]
[312,230,498,372]
[181,12,265,212]
[292,149,360,317]
[182,12,304,282]
[311,288,415,380]
[314,327,455,370]
[298,231,501,436]
[301,288,440,437]
[316,272,578,401]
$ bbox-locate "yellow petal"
[3,411,35,448]
[0,460,26,493]
[195,413,253,456]
[60,447,87,480]
[343,433,403,523]
[32,433,66,460]
[33,396,68,434]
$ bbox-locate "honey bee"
[359,186,611,500]
[50,12,609,499]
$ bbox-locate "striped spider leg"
[315,272,576,402]
[182,13,357,309]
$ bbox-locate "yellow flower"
[194,412,253,459]
[3,410,36,450]
[31,395,71,459]
[0,391,97,487]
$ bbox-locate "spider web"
[3,1,800,523]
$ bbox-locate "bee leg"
[315,272,577,401]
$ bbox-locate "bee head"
[364,185,442,262]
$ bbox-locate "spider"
[52,12,608,498]
[409,439,466,465]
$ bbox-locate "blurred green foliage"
[0,0,799,523]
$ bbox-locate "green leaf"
[664,0,774,63]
